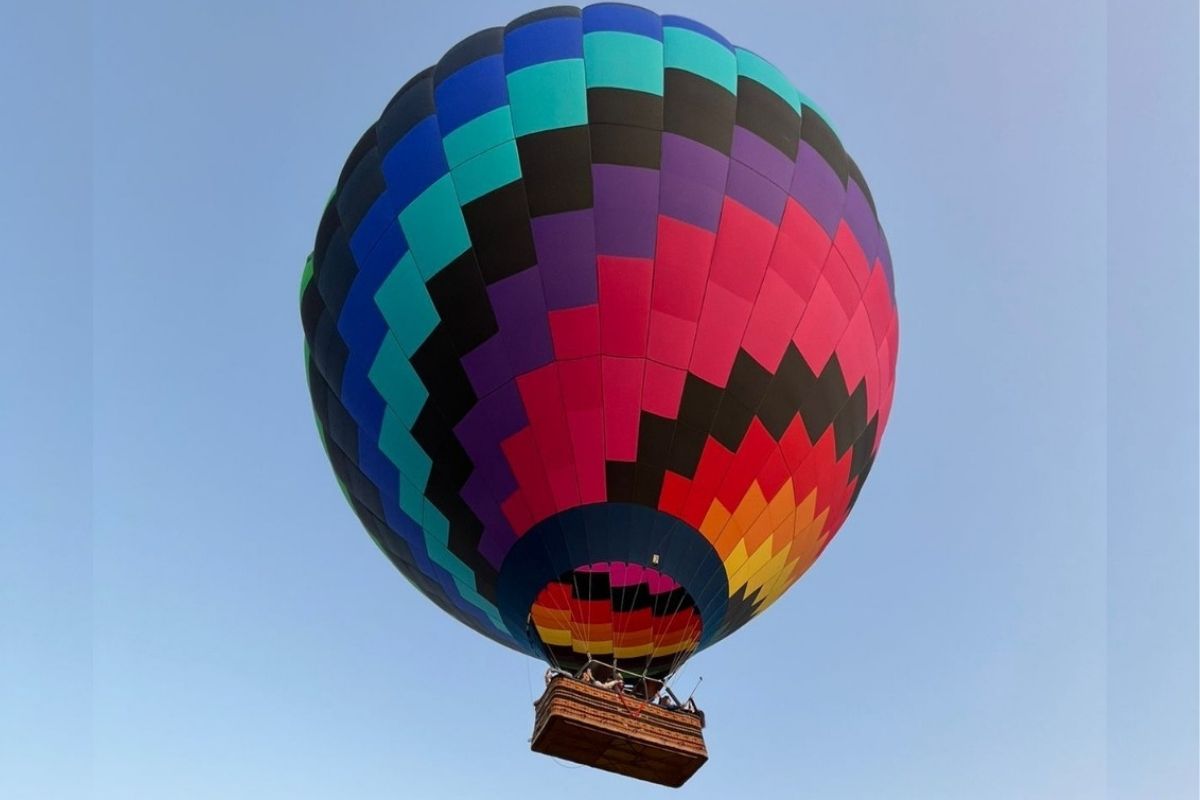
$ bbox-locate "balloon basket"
[530,675,708,787]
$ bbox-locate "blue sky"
[2,1,1195,798]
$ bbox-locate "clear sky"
[2,1,1195,798]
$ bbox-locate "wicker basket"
[530,676,708,787]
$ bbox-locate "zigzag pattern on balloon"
[302,3,898,675]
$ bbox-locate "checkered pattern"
[302,4,898,672]
[531,562,703,677]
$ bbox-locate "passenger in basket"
[580,664,623,691]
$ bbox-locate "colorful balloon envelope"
[301,3,898,680]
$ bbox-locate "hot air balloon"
[301,3,897,786]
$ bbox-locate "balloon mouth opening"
[529,561,702,679]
